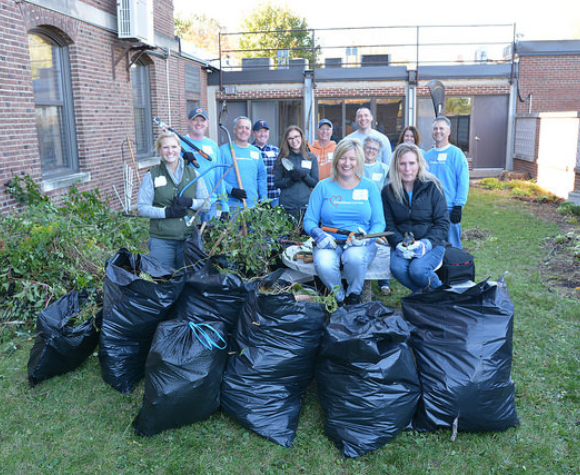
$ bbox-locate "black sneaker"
[345,293,361,305]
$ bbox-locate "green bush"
[479,177,505,190]
[202,203,297,278]
[557,200,580,217]
[0,176,149,333]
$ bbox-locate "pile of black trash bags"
[27,236,519,458]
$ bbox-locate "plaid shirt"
[253,142,280,200]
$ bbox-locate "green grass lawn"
[1,186,579,474]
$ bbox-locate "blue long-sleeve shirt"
[219,142,267,208]
[303,177,385,239]
[182,136,229,213]
[424,144,469,208]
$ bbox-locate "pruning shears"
[320,226,392,242]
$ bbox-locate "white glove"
[396,242,414,259]
[311,227,338,250]
[345,227,368,248]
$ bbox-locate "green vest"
[149,161,199,241]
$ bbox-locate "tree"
[237,2,319,67]
[174,13,227,57]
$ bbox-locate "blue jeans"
[269,198,280,208]
[313,243,377,302]
[390,245,445,292]
[448,208,462,249]
[148,237,185,270]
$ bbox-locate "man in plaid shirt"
[252,120,280,207]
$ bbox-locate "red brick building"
[0,0,209,213]
[1,1,579,213]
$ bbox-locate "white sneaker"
[380,285,391,296]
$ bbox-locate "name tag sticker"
[352,189,368,201]
[327,152,333,161]
[154,176,168,188]
[302,160,312,169]
[372,173,383,181]
[437,153,448,162]
[250,151,260,159]
[266,151,276,157]
[202,145,213,155]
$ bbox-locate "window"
[131,60,154,158]
[317,98,403,142]
[185,64,201,95]
[216,100,302,147]
[28,31,78,177]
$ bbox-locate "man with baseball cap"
[183,107,229,222]
[251,119,280,207]
[309,119,336,180]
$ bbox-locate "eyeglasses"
[364,146,380,153]
[288,135,301,141]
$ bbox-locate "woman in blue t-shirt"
[303,138,385,305]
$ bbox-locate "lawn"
[1,186,579,474]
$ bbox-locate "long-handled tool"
[153,117,211,167]
[321,226,393,241]
[218,101,247,237]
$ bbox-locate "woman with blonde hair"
[303,138,385,305]
[381,143,449,292]
[137,131,209,269]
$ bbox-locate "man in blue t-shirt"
[424,116,470,248]
[183,107,229,222]
[219,116,267,210]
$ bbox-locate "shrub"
[202,203,298,278]
[1,176,149,334]
[479,178,505,190]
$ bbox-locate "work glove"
[406,239,433,258]
[396,241,414,259]
[165,203,188,219]
[220,211,230,222]
[345,227,368,248]
[231,188,247,200]
[289,169,306,181]
[450,205,462,224]
[182,151,200,168]
[173,196,193,208]
[311,227,337,250]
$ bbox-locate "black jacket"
[381,178,450,248]
[274,150,319,210]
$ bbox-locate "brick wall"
[215,82,511,102]
[517,55,580,114]
[0,0,206,213]
[0,0,42,210]
[514,52,580,190]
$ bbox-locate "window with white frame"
[28,30,78,177]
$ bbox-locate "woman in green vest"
[137,131,209,269]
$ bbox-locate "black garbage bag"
[316,302,421,458]
[28,289,102,386]
[99,248,184,394]
[401,276,519,433]
[133,319,228,436]
[171,238,250,333]
[220,289,327,447]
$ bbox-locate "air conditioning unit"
[117,0,154,45]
